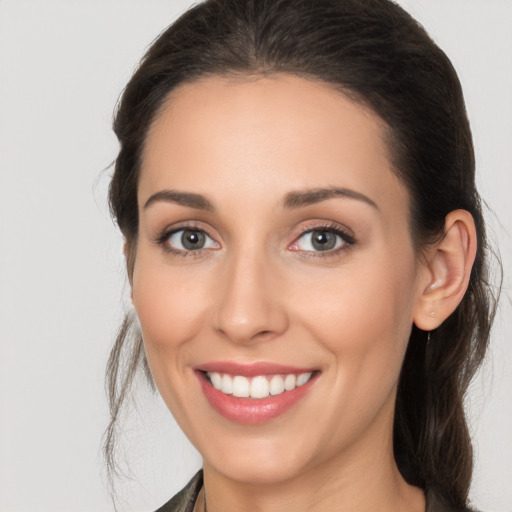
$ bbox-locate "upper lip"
[196,361,317,377]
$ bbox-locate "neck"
[202,435,425,512]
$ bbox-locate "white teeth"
[250,376,270,399]
[221,373,233,394]
[210,372,222,390]
[206,371,314,399]
[269,375,285,395]
[284,374,296,391]
[232,376,250,397]
[297,372,313,386]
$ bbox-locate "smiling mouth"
[204,371,315,399]
[196,363,320,423]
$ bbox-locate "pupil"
[181,230,205,250]
[312,230,336,251]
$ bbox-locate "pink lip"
[195,362,319,425]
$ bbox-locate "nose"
[214,250,289,344]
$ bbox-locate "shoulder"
[154,470,203,512]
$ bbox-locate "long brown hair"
[105,0,499,507]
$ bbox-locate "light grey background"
[0,1,510,511]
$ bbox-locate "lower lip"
[197,371,317,424]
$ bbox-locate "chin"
[200,430,320,485]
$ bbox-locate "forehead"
[139,73,408,217]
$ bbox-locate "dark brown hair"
[105,0,498,507]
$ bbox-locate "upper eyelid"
[289,222,356,254]
[158,227,216,243]
[156,226,219,256]
[170,228,218,245]
[153,219,355,248]
[155,221,217,240]
[294,228,353,246]
[293,221,355,241]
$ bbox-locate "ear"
[413,210,477,331]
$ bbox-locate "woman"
[105,0,498,510]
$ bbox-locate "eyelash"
[289,223,355,259]
[155,224,218,258]
[154,222,355,258]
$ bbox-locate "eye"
[291,228,353,253]
[164,228,219,252]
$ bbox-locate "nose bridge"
[214,242,288,344]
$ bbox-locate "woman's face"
[132,74,428,484]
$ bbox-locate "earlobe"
[413,210,477,331]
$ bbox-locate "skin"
[130,74,462,511]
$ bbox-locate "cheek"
[294,254,418,397]
[131,250,213,359]
[130,251,218,429]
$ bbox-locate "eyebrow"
[143,190,215,211]
[283,187,379,211]
[143,186,379,212]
